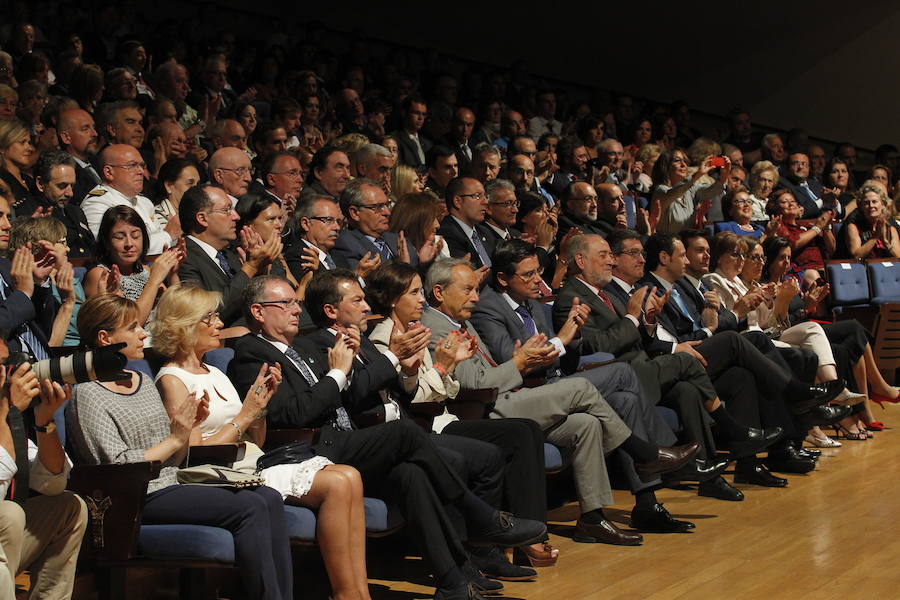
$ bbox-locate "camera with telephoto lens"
[7,342,129,384]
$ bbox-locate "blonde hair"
[636,143,661,164]
[391,164,421,200]
[151,284,221,360]
[858,180,890,217]
[77,294,140,349]
[749,160,779,193]
[687,137,722,166]
[0,119,29,153]
[334,133,369,157]
[9,217,66,258]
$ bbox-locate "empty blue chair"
[204,347,234,373]
[868,260,900,304]
[826,261,869,312]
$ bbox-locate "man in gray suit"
[470,239,728,526]
[332,178,418,271]
[421,257,700,545]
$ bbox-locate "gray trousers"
[489,376,630,513]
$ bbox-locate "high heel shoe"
[832,424,867,441]
[514,541,559,568]
[870,390,900,408]
[866,421,885,431]
[831,389,867,406]
[805,433,842,448]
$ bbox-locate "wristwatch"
[34,422,56,434]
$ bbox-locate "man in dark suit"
[438,177,495,269]
[24,151,96,259]
[779,152,838,219]
[229,275,546,600]
[554,235,845,481]
[390,96,432,170]
[0,194,54,359]
[470,239,725,527]
[354,144,394,197]
[443,107,476,174]
[303,268,541,580]
[56,108,101,206]
[333,179,417,272]
[178,184,277,326]
[557,182,609,242]
[424,146,459,199]
[301,146,352,202]
[479,180,520,246]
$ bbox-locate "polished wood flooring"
[367,420,900,600]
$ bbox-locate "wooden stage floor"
[366,420,900,600]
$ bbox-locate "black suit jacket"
[72,162,101,207]
[178,237,250,326]
[390,130,432,169]
[438,215,495,269]
[674,276,742,333]
[0,258,53,355]
[441,135,473,173]
[779,175,826,219]
[603,278,672,357]
[18,197,96,259]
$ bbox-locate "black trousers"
[659,380,717,460]
[324,420,469,577]
[442,418,547,522]
[697,330,794,394]
[432,431,504,509]
[143,485,292,600]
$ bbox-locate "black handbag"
[256,440,317,471]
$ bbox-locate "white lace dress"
[154,364,332,500]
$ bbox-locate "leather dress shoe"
[801,404,852,427]
[634,441,700,482]
[791,379,846,414]
[734,461,788,487]
[698,475,745,501]
[630,503,695,533]
[729,426,784,457]
[467,547,536,582]
[764,447,817,474]
[662,457,730,483]
[434,583,488,600]
[573,518,643,545]
[791,439,821,459]
[468,511,547,547]
[462,560,506,594]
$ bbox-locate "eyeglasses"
[308,216,346,228]
[201,311,220,325]
[109,161,146,171]
[730,251,747,259]
[489,200,520,208]
[457,192,484,201]
[576,195,599,204]
[271,169,302,179]
[513,267,544,282]
[258,298,300,310]
[356,202,392,213]
[617,249,647,258]
[219,166,252,177]
[748,254,765,263]
[205,206,234,216]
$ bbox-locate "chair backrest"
[204,347,235,373]
[826,261,869,306]
[868,260,900,303]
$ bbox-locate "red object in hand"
[709,156,727,168]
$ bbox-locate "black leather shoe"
[764,447,817,474]
[790,440,820,459]
[573,518,643,545]
[729,426,784,457]
[801,404,852,427]
[467,547,536,582]
[791,379,846,414]
[468,511,547,547]
[434,583,488,600]
[662,457,730,483]
[630,503,695,533]
[734,461,788,487]
[698,475,745,501]
[461,560,506,593]
[634,441,700,482]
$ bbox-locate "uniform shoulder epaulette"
[88,188,107,196]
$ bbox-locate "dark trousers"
[442,418,547,522]
[697,330,793,393]
[569,362,678,492]
[659,380,716,460]
[143,485,292,600]
[432,432,504,509]
[325,420,468,577]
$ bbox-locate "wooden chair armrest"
[187,443,242,467]
[577,358,626,372]
[446,388,498,420]
[407,401,446,433]
[263,429,321,451]
[67,461,161,561]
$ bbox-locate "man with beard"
[56,108,101,205]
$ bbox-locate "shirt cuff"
[382,350,399,368]
[701,327,713,338]
[624,314,640,329]
[326,369,349,391]
[549,337,567,357]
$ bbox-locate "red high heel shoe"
[870,391,900,408]
[867,421,885,431]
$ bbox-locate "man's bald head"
[98,144,146,197]
[209,146,252,197]
[451,107,475,143]
[212,119,247,150]
[596,183,625,220]
[508,154,535,190]
[57,108,99,158]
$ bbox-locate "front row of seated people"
[0,231,878,600]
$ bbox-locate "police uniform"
[80,184,173,255]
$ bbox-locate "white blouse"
[155,364,240,440]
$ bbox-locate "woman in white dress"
[152,284,371,600]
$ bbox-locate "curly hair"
[150,284,222,360]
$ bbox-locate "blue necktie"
[284,345,354,431]
[372,238,392,262]
[670,287,700,332]
[800,182,818,204]
[514,305,537,337]
[0,276,49,361]
[215,251,234,279]
[323,254,337,270]
[471,230,492,267]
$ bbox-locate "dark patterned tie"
[284,346,354,431]
[215,251,234,279]
[514,305,537,337]
[471,230,491,267]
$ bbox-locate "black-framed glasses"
[258,298,301,310]
[457,192,484,201]
[356,202,392,213]
[617,249,647,258]
[730,251,747,259]
[489,200,520,208]
[748,254,765,263]
[308,216,346,228]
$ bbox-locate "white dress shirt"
[82,184,173,254]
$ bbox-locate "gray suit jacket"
[332,228,418,272]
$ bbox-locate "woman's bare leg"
[863,343,899,397]
[330,465,370,600]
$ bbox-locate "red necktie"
[459,327,498,367]
[597,290,619,316]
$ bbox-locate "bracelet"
[433,363,447,376]
[811,225,822,234]
[229,422,243,440]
